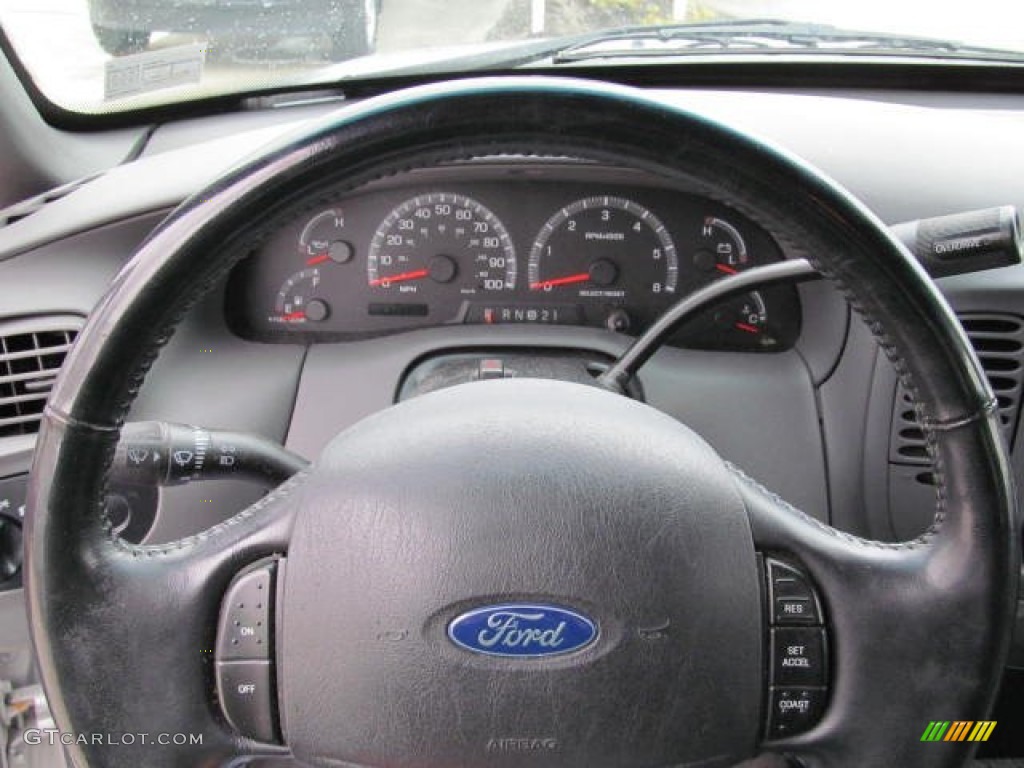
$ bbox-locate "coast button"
[767,687,826,739]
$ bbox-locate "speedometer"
[367,193,516,294]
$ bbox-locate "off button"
[216,660,276,743]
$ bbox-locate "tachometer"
[527,196,678,299]
[367,193,516,294]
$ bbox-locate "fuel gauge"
[271,268,330,324]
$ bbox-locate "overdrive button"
[772,627,827,686]
[216,661,277,743]
[767,687,826,739]
[216,564,273,661]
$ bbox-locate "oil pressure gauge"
[299,209,354,266]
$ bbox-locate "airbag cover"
[281,379,761,767]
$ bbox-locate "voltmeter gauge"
[693,216,750,276]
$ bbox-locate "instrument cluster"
[226,163,801,351]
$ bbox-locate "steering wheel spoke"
[731,430,1016,767]
[27,417,301,766]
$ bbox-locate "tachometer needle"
[282,311,306,321]
[306,254,330,266]
[530,272,590,290]
[735,322,760,334]
[716,264,738,275]
[369,268,430,287]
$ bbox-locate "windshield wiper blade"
[551,19,1023,63]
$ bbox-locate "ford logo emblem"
[447,603,598,658]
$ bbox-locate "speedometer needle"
[369,268,430,287]
[530,272,590,290]
[281,311,306,321]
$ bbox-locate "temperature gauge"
[684,291,776,350]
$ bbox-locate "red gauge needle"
[281,311,306,321]
[530,272,590,290]
[716,264,738,275]
[735,322,760,334]
[306,254,330,266]
[369,268,429,287]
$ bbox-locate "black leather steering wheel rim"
[25,76,1019,768]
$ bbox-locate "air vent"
[0,318,82,438]
[890,312,1024,467]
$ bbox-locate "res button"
[768,560,822,625]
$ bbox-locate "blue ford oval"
[447,603,598,658]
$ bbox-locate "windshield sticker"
[104,44,205,101]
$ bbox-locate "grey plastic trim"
[288,323,829,515]
[0,124,293,262]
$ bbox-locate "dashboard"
[226,163,800,351]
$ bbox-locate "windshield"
[3,0,1024,114]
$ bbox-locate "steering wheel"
[25,77,1018,768]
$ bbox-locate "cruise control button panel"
[215,559,279,743]
[762,557,829,740]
